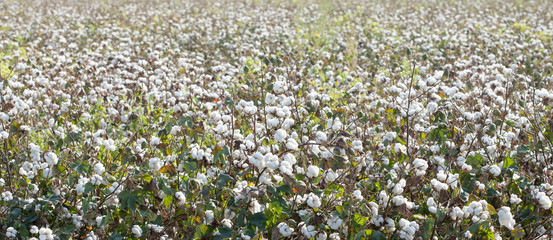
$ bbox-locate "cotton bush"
[0,0,553,239]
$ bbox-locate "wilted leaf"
[159,165,177,175]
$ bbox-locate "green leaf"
[214,227,233,240]
[422,219,434,239]
[370,230,386,240]
[517,145,530,154]
[502,156,515,169]
[59,225,76,234]
[110,233,123,240]
[216,174,233,187]
[84,182,95,194]
[194,224,211,239]
[82,196,92,214]
[466,154,483,167]
[250,212,268,229]
[163,195,173,207]
[127,195,137,212]
[276,184,292,194]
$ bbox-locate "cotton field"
[1,0,553,239]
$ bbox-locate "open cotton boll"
[279,161,294,176]
[536,192,552,209]
[353,190,364,200]
[1,191,13,201]
[274,129,287,142]
[264,153,279,170]
[497,207,515,230]
[489,164,501,176]
[277,222,293,237]
[412,158,428,176]
[94,162,105,175]
[327,216,343,230]
[131,225,142,237]
[44,151,58,166]
[391,179,406,195]
[300,224,316,238]
[426,102,438,113]
[324,169,338,182]
[427,197,437,214]
[39,227,55,240]
[149,158,162,171]
[315,131,327,143]
[431,179,449,192]
[205,210,214,224]
[306,165,319,178]
[352,140,363,151]
[306,193,322,208]
[170,125,181,135]
[175,191,186,205]
[103,139,117,151]
[286,138,298,150]
[399,219,419,240]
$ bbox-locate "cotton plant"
[1,0,553,239]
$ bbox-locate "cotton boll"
[149,158,162,171]
[325,169,338,182]
[399,219,419,240]
[286,138,299,150]
[353,190,363,200]
[265,153,279,170]
[1,191,13,201]
[44,151,58,166]
[170,125,181,135]
[221,219,233,228]
[43,168,54,178]
[383,131,397,142]
[316,232,327,240]
[392,196,406,206]
[39,227,54,240]
[195,173,208,185]
[413,158,428,176]
[150,136,160,146]
[352,140,363,151]
[450,207,464,221]
[315,131,327,143]
[497,207,515,230]
[510,194,522,204]
[427,197,437,214]
[300,224,316,238]
[132,225,142,237]
[265,93,276,105]
[327,216,343,230]
[205,210,214,224]
[306,165,320,178]
[103,139,117,151]
[6,227,17,238]
[280,161,294,176]
[94,162,105,175]
[489,164,501,176]
[175,191,186,205]
[437,171,447,181]
[431,179,449,192]
[427,102,438,113]
[392,179,406,195]
[536,192,552,209]
[274,129,287,142]
[306,193,322,208]
[277,222,293,237]
[249,199,262,213]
